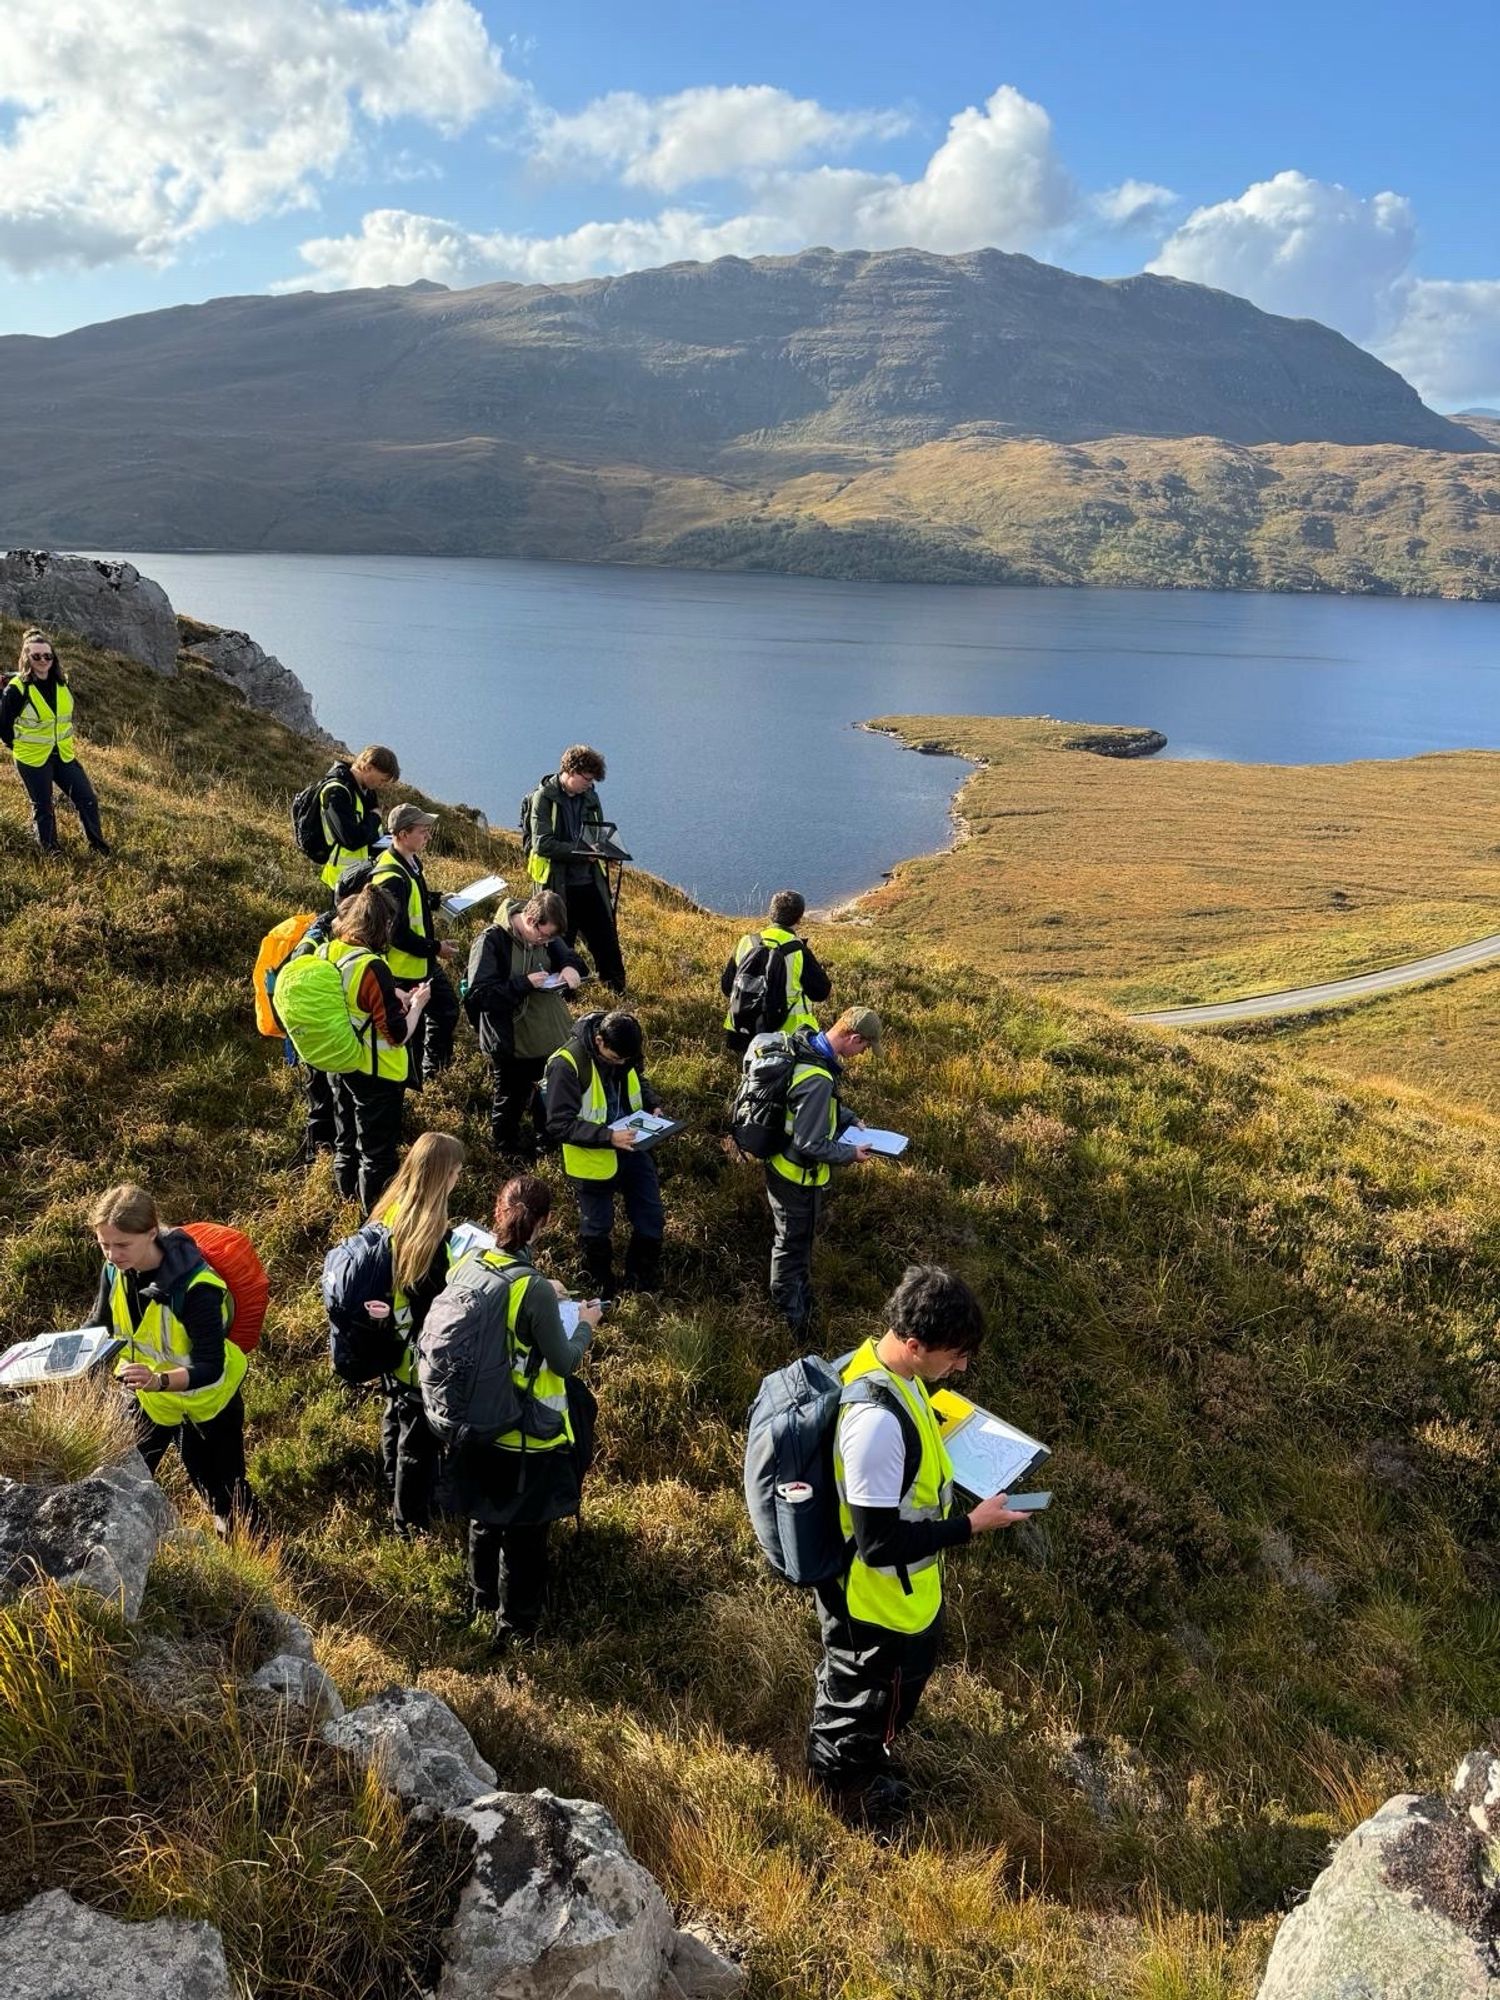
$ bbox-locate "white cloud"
[1093,179,1177,232]
[534,84,910,192]
[0,0,509,273]
[286,83,1078,290]
[279,205,788,292]
[1147,170,1414,339]
[1376,281,1500,408]
[1146,168,1500,408]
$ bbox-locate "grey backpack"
[416,1252,533,1449]
[743,1354,918,1587]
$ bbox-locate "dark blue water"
[96,553,1500,913]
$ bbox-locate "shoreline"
[811,716,1168,929]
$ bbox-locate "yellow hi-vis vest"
[768,1056,838,1188]
[324,938,410,1083]
[722,925,818,1037]
[834,1338,954,1634]
[318,776,370,890]
[553,1043,642,1181]
[371,852,431,981]
[110,1262,243,1427]
[462,1245,573,1454]
[526,786,606,888]
[378,1197,455,1387]
[8,676,75,766]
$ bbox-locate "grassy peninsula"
[6,621,1500,1997]
[855,715,1500,1015]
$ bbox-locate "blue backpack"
[743,1354,918,1586]
[321,1222,404,1384]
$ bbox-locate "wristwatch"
[156,1370,170,1392]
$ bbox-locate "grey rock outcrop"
[0,1449,170,1621]
[178,622,332,742]
[0,551,178,673]
[661,1925,748,2000]
[1257,1756,1500,1999]
[0,1888,234,1999]
[248,1651,344,1720]
[438,1789,675,2000]
[322,1686,497,1809]
[265,1608,316,1660]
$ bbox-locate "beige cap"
[837,1005,883,1047]
[387,803,438,834]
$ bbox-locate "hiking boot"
[579,1235,615,1300]
[621,1233,663,1295]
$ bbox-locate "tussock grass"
[0,1373,140,1485]
[5,616,1500,1993]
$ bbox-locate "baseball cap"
[839,1006,883,1047]
[387,804,439,835]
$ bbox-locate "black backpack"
[518,789,536,857]
[726,935,797,1042]
[729,1031,799,1160]
[292,779,334,865]
[321,1222,405,1384]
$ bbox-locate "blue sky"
[2,0,1497,403]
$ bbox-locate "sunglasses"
[26,650,53,661]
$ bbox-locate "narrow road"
[1128,930,1500,1028]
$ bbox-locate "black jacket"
[542,1012,660,1150]
[85,1230,228,1392]
[464,904,588,1057]
[318,761,381,856]
[529,773,608,887]
[373,849,441,973]
[0,671,61,750]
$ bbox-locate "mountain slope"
[0,247,1487,574]
[4,609,1500,1995]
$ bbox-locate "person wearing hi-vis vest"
[542,1009,665,1299]
[720,888,831,1055]
[325,885,429,1210]
[371,803,460,1087]
[807,1267,1028,1827]
[315,745,399,895]
[0,628,110,856]
[427,1175,602,1649]
[83,1184,259,1533]
[526,745,626,994]
[764,1006,881,1335]
[370,1131,466,1538]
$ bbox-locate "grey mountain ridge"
[0,245,1483,559]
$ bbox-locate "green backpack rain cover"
[273,944,376,1074]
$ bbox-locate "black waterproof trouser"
[573,1152,665,1295]
[764,1171,822,1333]
[332,1072,405,1210]
[134,1390,260,1530]
[469,1521,551,1631]
[395,966,460,1086]
[302,1062,338,1152]
[806,1575,943,1792]
[562,875,626,993]
[17,751,106,852]
[380,1386,440,1533]
[488,1051,548,1156]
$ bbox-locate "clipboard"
[929,1388,1050,1503]
[0,1329,126,1388]
[607,1111,685,1152]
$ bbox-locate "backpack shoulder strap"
[838,1375,922,1489]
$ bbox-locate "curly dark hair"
[883,1265,987,1356]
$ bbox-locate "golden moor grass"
[854,714,1500,1013]
[5,616,1500,1994]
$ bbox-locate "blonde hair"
[90,1183,159,1235]
[17,628,65,684]
[373,1133,467,1292]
